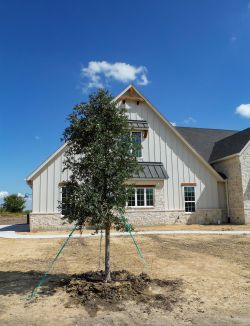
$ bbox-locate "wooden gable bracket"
[129,87,134,96]
[143,130,148,138]
[120,95,144,104]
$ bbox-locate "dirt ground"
[0,234,249,325]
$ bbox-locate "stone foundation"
[30,213,73,231]
[30,208,224,231]
[126,209,223,226]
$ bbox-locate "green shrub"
[3,194,26,213]
[0,207,6,213]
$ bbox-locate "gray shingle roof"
[128,120,149,130]
[209,127,250,162]
[132,162,168,179]
[176,127,238,162]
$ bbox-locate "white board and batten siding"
[31,97,224,214]
[122,99,222,211]
[32,151,71,213]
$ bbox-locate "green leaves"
[60,89,141,230]
[3,194,26,213]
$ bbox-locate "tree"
[61,89,141,282]
[3,194,26,213]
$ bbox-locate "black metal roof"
[132,162,168,179]
[128,120,149,130]
[176,127,239,162]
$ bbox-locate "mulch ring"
[63,270,182,314]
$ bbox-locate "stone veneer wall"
[30,209,223,230]
[30,178,223,230]
[126,209,223,226]
[240,142,250,224]
[213,157,245,224]
[30,213,73,231]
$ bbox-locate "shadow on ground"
[0,271,69,297]
[0,224,29,232]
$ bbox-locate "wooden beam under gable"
[181,182,197,187]
[120,95,144,103]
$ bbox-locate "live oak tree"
[61,89,141,282]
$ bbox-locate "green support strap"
[120,214,146,266]
[27,224,78,301]
[27,215,145,302]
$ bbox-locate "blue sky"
[1,0,250,204]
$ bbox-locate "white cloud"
[171,122,177,126]
[235,104,250,118]
[184,117,197,125]
[81,61,149,90]
[0,191,8,199]
[17,192,25,198]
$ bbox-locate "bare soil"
[0,234,249,325]
[65,270,182,316]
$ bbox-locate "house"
[26,85,250,230]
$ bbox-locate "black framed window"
[184,186,196,212]
[131,131,142,158]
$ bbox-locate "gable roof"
[26,143,67,183]
[114,85,225,181]
[177,126,250,163]
[209,127,250,162]
[26,85,226,184]
[176,127,238,162]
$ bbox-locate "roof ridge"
[214,126,250,144]
[176,126,238,132]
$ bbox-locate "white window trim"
[183,186,196,213]
[127,187,154,208]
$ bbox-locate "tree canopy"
[60,89,141,281]
[3,194,26,213]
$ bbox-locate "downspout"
[225,179,230,222]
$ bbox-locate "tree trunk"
[104,226,111,282]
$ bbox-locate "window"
[131,131,142,158]
[137,188,145,206]
[127,188,136,207]
[127,187,154,207]
[184,186,196,212]
[61,186,67,215]
[146,188,154,206]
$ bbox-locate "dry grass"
[22,223,250,235]
[0,234,250,325]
